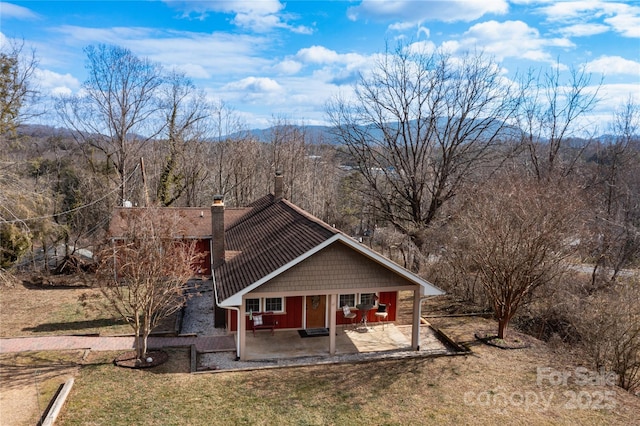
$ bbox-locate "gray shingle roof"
[214,194,339,302]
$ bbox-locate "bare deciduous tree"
[326,44,521,260]
[96,207,202,361]
[57,44,164,206]
[155,70,212,207]
[267,116,309,203]
[517,64,600,180]
[585,98,640,288]
[447,174,581,339]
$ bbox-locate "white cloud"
[560,23,609,37]
[34,68,80,96]
[296,45,340,64]
[0,2,39,19]
[163,0,313,34]
[173,63,210,79]
[295,46,367,67]
[52,26,274,80]
[164,0,284,16]
[224,76,283,93]
[348,0,508,23]
[232,11,313,34]
[540,1,640,38]
[54,25,155,45]
[605,12,640,38]
[135,32,273,75]
[388,21,415,32]
[588,82,640,131]
[406,40,437,55]
[274,59,303,75]
[449,20,574,63]
[388,22,431,39]
[292,46,370,86]
[583,56,640,76]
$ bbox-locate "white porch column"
[239,299,247,361]
[412,288,422,350]
[329,293,337,355]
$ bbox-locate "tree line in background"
[1,41,638,392]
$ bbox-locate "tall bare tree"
[97,207,202,361]
[155,70,212,206]
[326,45,521,257]
[57,44,164,206]
[267,116,309,204]
[517,64,600,180]
[208,101,263,206]
[586,98,640,287]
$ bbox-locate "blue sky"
[1,0,639,131]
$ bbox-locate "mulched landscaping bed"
[114,350,169,368]
[474,329,533,349]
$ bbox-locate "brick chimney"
[211,195,225,268]
[274,169,284,200]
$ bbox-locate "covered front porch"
[241,322,448,361]
[234,288,427,361]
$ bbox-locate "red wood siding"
[229,309,237,331]
[229,296,304,331]
[336,291,398,324]
[278,296,304,328]
[228,293,398,331]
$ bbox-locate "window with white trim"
[264,297,284,312]
[339,294,356,308]
[359,293,377,306]
[245,298,260,313]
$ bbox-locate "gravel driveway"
[181,279,226,337]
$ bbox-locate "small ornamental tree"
[97,207,202,361]
[449,174,581,339]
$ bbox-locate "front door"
[305,295,326,328]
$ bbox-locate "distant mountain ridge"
[17,123,621,147]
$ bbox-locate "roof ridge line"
[279,198,340,235]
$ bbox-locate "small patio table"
[356,303,375,331]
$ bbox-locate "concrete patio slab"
[242,323,448,361]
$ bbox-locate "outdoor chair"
[374,303,389,329]
[342,305,357,330]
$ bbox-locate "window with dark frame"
[339,294,356,308]
[360,293,377,306]
[245,298,260,313]
[265,297,283,312]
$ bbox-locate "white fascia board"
[218,234,444,307]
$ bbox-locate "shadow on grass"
[22,318,127,333]
[21,281,91,291]
[0,351,86,390]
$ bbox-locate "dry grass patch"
[55,317,640,426]
[0,279,130,337]
[0,350,85,426]
[0,277,175,337]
